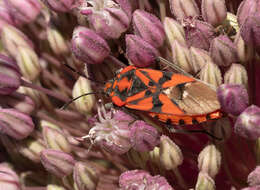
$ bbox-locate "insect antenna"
[60,91,105,110]
[62,62,105,85]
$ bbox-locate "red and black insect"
[103,64,222,126]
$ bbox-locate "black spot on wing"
[113,85,127,101]
[120,69,135,81]
[150,92,163,113]
[166,119,172,125]
[159,71,172,85]
[192,118,199,124]
[178,119,185,125]
[127,76,148,96]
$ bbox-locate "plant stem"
[21,79,71,102]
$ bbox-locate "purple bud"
[40,149,75,178]
[4,0,41,25]
[235,105,260,140]
[80,0,131,39]
[248,166,260,187]
[133,9,165,48]
[0,108,34,140]
[119,170,174,190]
[130,120,159,152]
[184,19,215,50]
[235,31,254,63]
[237,0,260,26]
[169,0,200,20]
[0,163,21,190]
[125,34,159,67]
[0,92,35,114]
[87,106,134,155]
[0,54,21,95]
[190,46,212,73]
[42,0,76,12]
[240,14,260,47]
[201,0,227,26]
[73,162,98,190]
[71,27,111,64]
[0,1,15,32]
[210,35,238,67]
[241,186,260,190]
[217,84,249,116]
[224,63,248,88]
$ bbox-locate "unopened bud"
[16,47,41,81]
[42,0,75,12]
[47,184,66,190]
[198,145,221,178]
[190,47,212,73]
[210,35,238,67]
[195,172,215,190]
[17,85,42,108]
[171,40,193,73]
[169,0,200,20]
[0,108,34,140]
[256,138,260,164]
[125,34,159,67]
[71,27,110,64]
[4,0,41,25]
[0,1,15,32]
[164,17,186,45]
[47,26,69,55]
[237,0,260,26]
[217,84,249,116]
[0,163,21,190]
[130,120,159,152]
[0,92,35,114]
[133,9,165,48]
[160,135,183,170]
[201,0,227,26]
[72,76,95,114]
[224,64,248,88]
[235,31,254,63]
[73,162,98,190]
[149,147,160,166]
[127,149,149,168]
[248,166,260,186]
[235,105,260,140]
[240,14,260,47]
[43,126,71,153]
[40,149,75,178]
[0,54,21,95]
[18,138,46,163]
[1,25,33,58]
[184,19,215,50]
[199,61,222,88]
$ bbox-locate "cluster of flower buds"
[0,0,259,189]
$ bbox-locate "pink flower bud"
[42,0,76,12]
[224,64,248,88]
[0,1,15,32]
[217,84,249,116]
[4,0,41,25]
[164,17,186,45]
[237,0,260,26]
[240,14,260,47]
[130,120,159,152]
[241,186,260,190]
[201,0,227,26]
[73,162,98,190]
[40,149,75,178]
[190,46,212,73]
[248,166,260,187]
[210,35,238,67]
[0,92,35,114]
[184,19,215,50]
[235,105,260,140]
[0,54,21,95]
[119,170,174,190]
[125,34,159,67]
[169,0,200,20]
[0,108,34,140]
[133,9,165,48]
[71,26,110,64]
[235,31,254,63]
[87,106,134,155]
[80,0,131,39]
[0,163,21,190]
